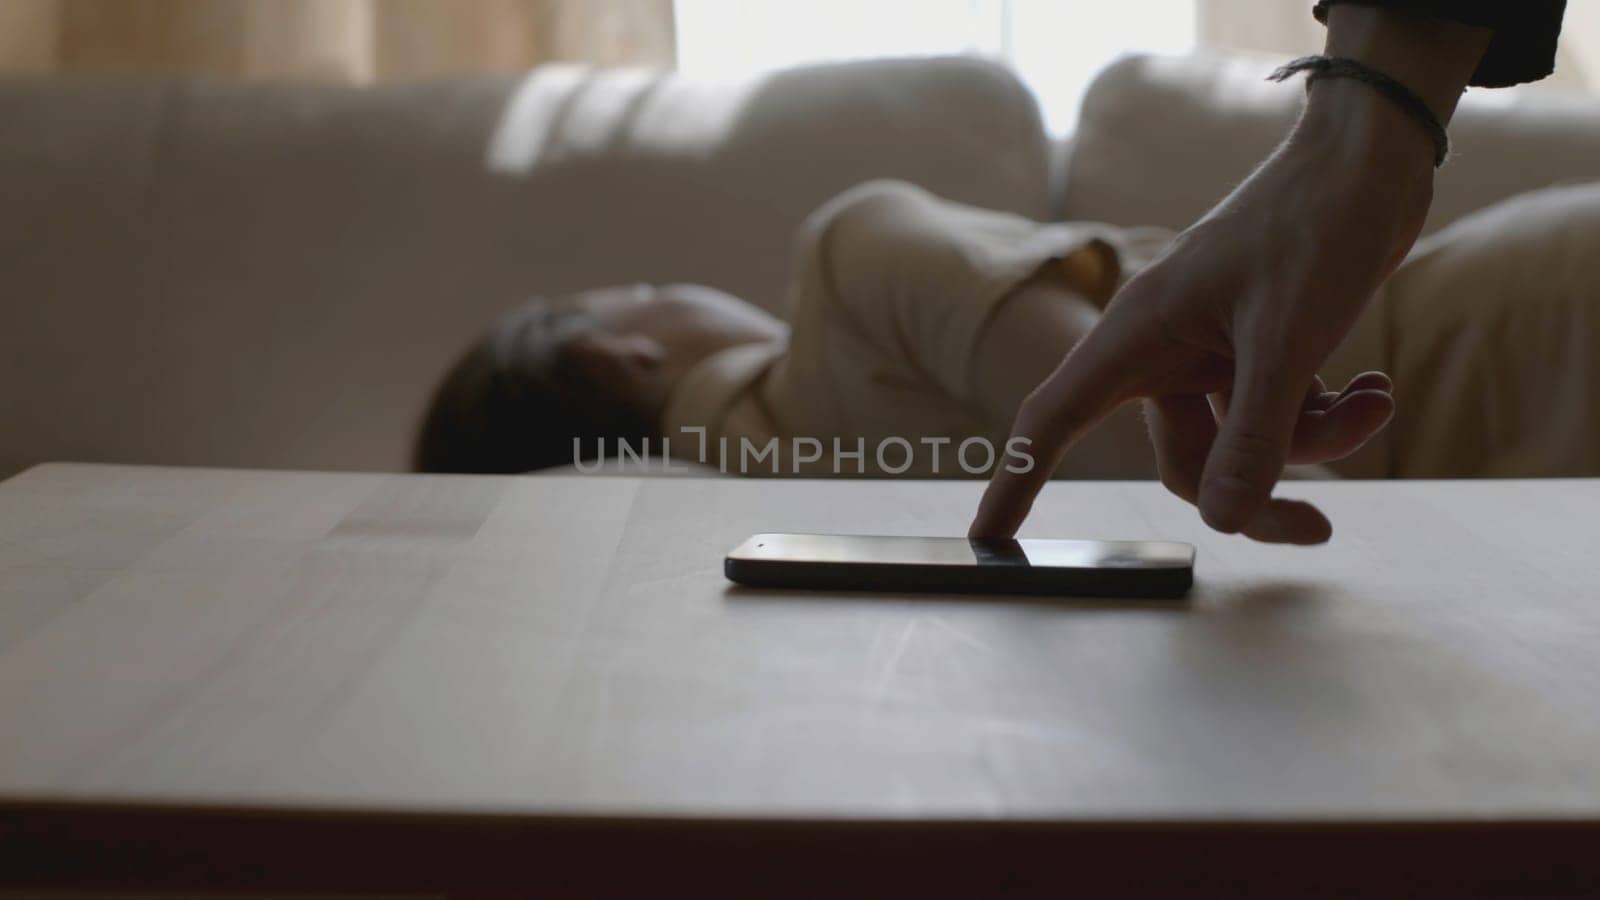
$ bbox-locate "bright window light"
[673,0,1197,133]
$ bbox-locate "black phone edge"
[724,557,1193,599]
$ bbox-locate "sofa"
[4,52,1598,479]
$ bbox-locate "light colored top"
[659,179,1600,484]
[4,462,1600,822]
[660,180,1169,476]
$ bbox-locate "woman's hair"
[412,300,653,473]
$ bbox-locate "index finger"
[968,338,1134,538]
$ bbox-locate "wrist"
[1282,87,1437,266]
[1322,3,1489,125]
[1294,77,1439,179]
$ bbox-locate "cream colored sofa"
[3,53,1598,478]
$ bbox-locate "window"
[673,0,1198,134]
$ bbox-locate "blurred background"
[3,0,1598,131]
[3,1,1599,480]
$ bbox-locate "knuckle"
[1216,428,1285,474]
[1227,428,1281,454]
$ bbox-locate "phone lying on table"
[725,533,1195,599]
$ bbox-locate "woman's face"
[570,283,783,349]
[505,283,786,425]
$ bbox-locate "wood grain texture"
[2,463,1599,894]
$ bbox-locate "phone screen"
[729,533,1192,571]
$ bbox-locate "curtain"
[1196,0,1599,94]
[0,0,675,82]
[1196,0,1323,57]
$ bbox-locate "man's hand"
[970,5,1490,543]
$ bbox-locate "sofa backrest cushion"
[1062,51,1600,235]
[0,57,1049,475]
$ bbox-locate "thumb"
[1198,356,1306,534]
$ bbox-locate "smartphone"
[725,533,1195,599]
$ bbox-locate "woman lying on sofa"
[414,178,1599,545]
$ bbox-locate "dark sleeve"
[1313,0,1567,87]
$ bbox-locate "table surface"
[3,463,1600,892]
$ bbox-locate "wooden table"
[2,463,1599,897]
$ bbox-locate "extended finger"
[1197,352,1312,535]
[1287,389,1396,464]
[1220,373,1338,417]
[1338,370,1393,397]
[1150,394,1334,544]
[1145,394,1215,504]
[969,339,1136,538]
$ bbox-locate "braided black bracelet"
[1268,54,1451,167]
